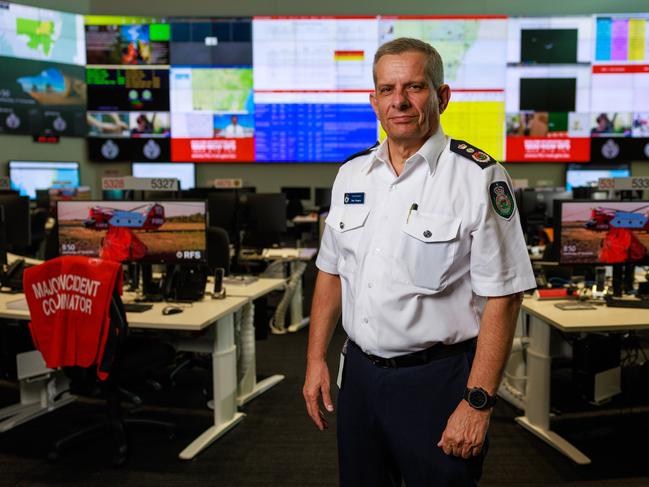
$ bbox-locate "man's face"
[231,115,238,125]
[370,51,450,145]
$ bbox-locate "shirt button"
[363,317,369,324]
[339,221,344,229]
[423,230,432,238]
[375,248,380,253]
[367,282,372,288]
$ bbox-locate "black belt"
[348,338,476,369]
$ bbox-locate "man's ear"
[437,84,451,113]
[369,91,380,118]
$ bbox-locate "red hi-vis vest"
[23,256,123,380]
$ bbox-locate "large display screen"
[57,200,207,264]
[591,13,649,161]
[506,16,593,162]
[252,16,379,162]
[557,200,649,264]
[380,15,508,160]
[0,2,86,136]
[565,163,630,190]
[131,162,195,189]
[85,16,170,161]
[9,160,80,199]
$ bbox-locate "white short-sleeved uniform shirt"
[316,128,536,358]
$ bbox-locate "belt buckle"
[370,356,388,368]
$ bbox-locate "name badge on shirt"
[344,192,365,204]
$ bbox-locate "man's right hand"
[303,359,334,431]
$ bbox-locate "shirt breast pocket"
[325,205,370,274]
[395,212,461,292]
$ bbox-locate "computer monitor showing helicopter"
[57,200,207,264]
[555,200,649,265]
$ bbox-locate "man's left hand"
[437,400,490,458]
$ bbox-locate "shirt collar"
[362,126,448,175]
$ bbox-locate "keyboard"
[605,297,649,309]
[123,303,154,313]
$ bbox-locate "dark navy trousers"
[337,342,487,487]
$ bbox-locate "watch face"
[468,389,489,409]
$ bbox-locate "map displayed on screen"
[380,16,508,160]
[0,2,86,136]
[0,1,85,66]
[170,17,254,162]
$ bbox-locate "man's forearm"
[467,293,523,394]
[306,271,342,362]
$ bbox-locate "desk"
[123,294,248,459]
[516,298,649,465]
[240,247,317,333]
[0,290,249,461]
[224,278,286,405]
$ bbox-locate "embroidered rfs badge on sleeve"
[489,181,515,220]
[450,139,496,169]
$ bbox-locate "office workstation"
[2,0,649,485]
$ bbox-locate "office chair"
[24,258,176,465]
[27,208,49,258]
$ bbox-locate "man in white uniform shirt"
[303,38,536,486]
[222,115,245,138]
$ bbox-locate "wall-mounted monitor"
[132,162,195,189]
[9,161,80,200]
[565,163,630,191]
[57,200,207,264]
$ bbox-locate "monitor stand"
[611,263,635,297]
[139,263,164,302]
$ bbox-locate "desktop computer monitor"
[281,187,311,201]
[555,200,649,265]
[565,163,630,191]
[0,194,31,249]
[9,161,80,200]
[132,162,196,190]
[315,187,332,209]
[207,192,239,237]
[242,193,287,248]
[57,200,207,264]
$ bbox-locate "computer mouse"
[162,306,183,316]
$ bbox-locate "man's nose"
[391,88,410,110]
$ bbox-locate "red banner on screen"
[171,138,255,162]
[506,137,590,162]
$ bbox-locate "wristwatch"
[463,387,497,410]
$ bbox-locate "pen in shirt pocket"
[407,203,418,224]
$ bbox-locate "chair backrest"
[23,256,125,381]
[207,226,231,275]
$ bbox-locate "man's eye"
[408,85,422,91]
[380,87,392,94]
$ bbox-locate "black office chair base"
[48,415,175,466]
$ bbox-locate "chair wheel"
[47,450,61,462]
[113,445,127,466]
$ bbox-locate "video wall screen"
[505,16,593,162]
[1,9,649,163]
[0,1,86,136]
[379,15,508,161]
[590,13,649,161]
[170,17,254,162]
[85,16,171,162]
